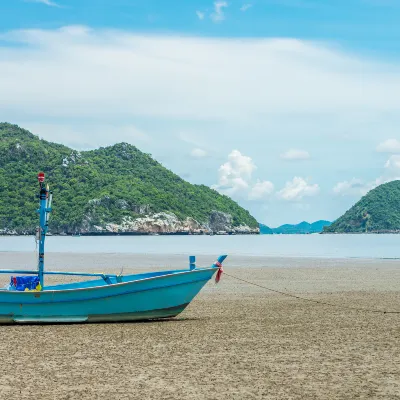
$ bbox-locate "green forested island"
[323,180,400,233]
[0,123,259,235]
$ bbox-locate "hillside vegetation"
[324,180,400,233]
[0,123,258,234]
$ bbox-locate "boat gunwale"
[0,266,218,295]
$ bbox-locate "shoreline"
[2,251,400,262]
[5,231,400,237]
[0,232,259,237]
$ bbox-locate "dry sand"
[0,252,399,399]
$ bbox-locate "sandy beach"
[0,252,399,399]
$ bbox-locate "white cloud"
[334,155,400,197]
[278,177,320,201]
[213,150,256,195]
[211,1,228,22]
[333,177,391,197]
[1,27,400,123]
[280,149,310,161]
[333,178,370,196]
[196,11,205,20]
[213,150,275,200]
[384,154,400,171]
[248,180,274,200]
[26,0,60,7]
[371,155,400,186]
[240,3,252,11]
[377,139,400,153]
[191,148,207,158]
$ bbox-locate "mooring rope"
[223,272,400,315]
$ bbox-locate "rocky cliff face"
[209,210,232,232]
[0,205,259,236]
[0,228,19,235]
[93,213,204,234]
[76,210,259,235]
[63,199,259,235]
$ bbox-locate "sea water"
[1,234,400,259]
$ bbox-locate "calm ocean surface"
[1,234,400,259]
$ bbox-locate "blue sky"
[1,0,400,226]
[2,0,400,55]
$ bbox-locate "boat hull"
[0,268,216,324]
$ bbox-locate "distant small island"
[323,180,400,234]
[260,220,332,234]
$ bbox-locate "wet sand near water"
[0,253,399,399]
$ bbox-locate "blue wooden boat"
[0,173,227,324]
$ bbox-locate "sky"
[1,1,400,226]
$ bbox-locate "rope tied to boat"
[222,272,400,315]
[215,261,224,283]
